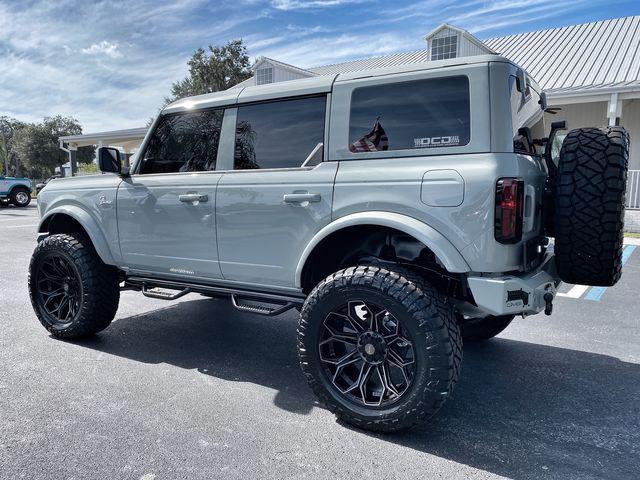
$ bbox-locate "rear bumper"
[467,254,560,316]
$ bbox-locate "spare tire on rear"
[554,126,629,286]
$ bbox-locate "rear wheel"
[28,233,120,339]
[11,187,31,207]
[457,314,514,342]
[298,266,462,432]
[554,126,629,286]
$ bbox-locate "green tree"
[77,162,98,176]
[13,116,94,178]
[167,39,251,103]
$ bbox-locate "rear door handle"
[179,193,208,203]
[283,193,321,204]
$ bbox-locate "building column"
[607,92,622,126]
[123,149,132,168]
[68,143,78,176]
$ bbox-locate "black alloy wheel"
[318,299,416,407]
[298,266,462,432]
[35,252,82,327]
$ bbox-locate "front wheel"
[298,266,462,432]
[28,233,120,339]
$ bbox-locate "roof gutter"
[546,84,640,100]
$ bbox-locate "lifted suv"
[29,55,629,432]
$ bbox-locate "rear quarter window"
[348,76,470,153]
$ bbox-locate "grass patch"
[624,232,640,238]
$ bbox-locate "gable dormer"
[425,23,495,60]
[249,57,316,86]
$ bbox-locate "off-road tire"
[457,314,514,342]
[297,266,462,433]
[29,233,119,339]
[554,126,629,286]
[10,187,31,207]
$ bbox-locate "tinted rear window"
[348,76,470,152]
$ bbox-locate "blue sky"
[1,0,639,132]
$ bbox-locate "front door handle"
[283,193,321,204]
[179,193,209,203]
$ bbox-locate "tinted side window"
[234,96,326,170]
[349,76,470,152]
[140,109,223,174]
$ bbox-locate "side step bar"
[125,276,304,316]
[231,294,297,317]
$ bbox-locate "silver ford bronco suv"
[30,55,629,432]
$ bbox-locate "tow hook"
[543,292,554,316]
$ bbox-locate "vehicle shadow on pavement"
[385,340,640,480]
[70,298,640,480]
[70,297,319,415]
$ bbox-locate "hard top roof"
[163,54,518,114]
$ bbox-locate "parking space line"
[2,224,38,229]
[0,216,40,221]
[584,245,636,302]
[584,286,607,302]
[557,284,589,298]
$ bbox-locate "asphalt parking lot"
[1,204,639,480]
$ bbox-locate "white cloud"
[257,32,416,68]
[0,0,627,135]
[271,0,364,10]
[81,41,123,59]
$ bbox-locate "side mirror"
[98,147,122,174]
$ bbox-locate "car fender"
[13,179,32,192]
[5,179,32,194]
[295,211,471,288]
[38,205,117,266]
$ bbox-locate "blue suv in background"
[0,174,32,207]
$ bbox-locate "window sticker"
[413,136,461,148]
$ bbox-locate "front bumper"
[466,254,560,317]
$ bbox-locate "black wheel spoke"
[378,364,400,398]
[35,253,82,325]
[320,300,416,408]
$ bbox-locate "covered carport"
[58,127,148,176]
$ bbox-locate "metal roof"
[309,49,431,76]
[305,16,640,95]
[484,16,640,93]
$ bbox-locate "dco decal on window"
[413,136,461,148]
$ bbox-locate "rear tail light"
[495,178,524,244]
